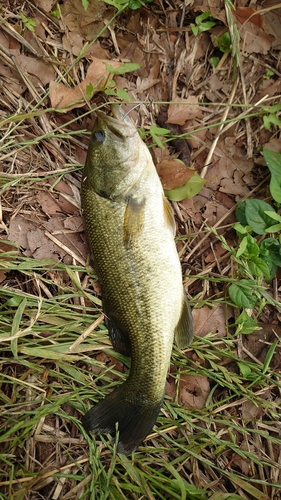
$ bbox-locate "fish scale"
[81,104,193,454]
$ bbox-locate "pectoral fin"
[163,196,176,235]
[174,292,194,349]
[123,196,146,250]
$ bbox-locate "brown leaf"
[156,159,194,190]
[232,7,263,28]
[193,305,230,338]
[49,57,122,110]
[63,0,114,40]
[167,97,202,126]
[15,54,55,86]
[179,374,210,409]
[238,21,275,55]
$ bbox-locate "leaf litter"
[0,0,281,499]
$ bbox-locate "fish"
[81,104,193,454]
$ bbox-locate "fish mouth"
[95,105,136,138]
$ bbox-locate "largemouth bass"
[81,105,193,454]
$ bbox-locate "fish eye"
[92,130,105,144]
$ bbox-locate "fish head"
[83,105,150,200]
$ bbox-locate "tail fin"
[82,384,162,455]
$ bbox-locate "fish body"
[81,105,193,454]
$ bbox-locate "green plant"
[190,11,216,36]
[82,0,154,11]
[261,104,281,130]
[19,11,37,32]
[216,31,232,53]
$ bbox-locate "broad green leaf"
[243,234,259,259]
[264,210,281,222]
[244,199,275,234]
[260,238,281,266]
[263,148,281,202]
[229,281,257,308]
[165,172,205,201]
[195,10,212,24]
[116,88,131,101]
[264,223,281,233]
[235,310,260,335]
[259,237,281,279]
[263,114,281,129]
[235,201,247,226]
[248,258,270,279]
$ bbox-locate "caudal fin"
[82,383,162,454]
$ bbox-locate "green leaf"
[190,24,199,36]
[235,201,248,226]
[263,114,281,129]
[195,11,212,24]
[209,57,220,67]
[105,62,141,75]
[260,238,281,266]
[264,223,281,233]
[244,199,276,234]
[243,234,259,259]
[229,281,258,308]
[237,361,252,377]
[116,88,131,101]
[263,148,281,202]
[129,0,142,8]
[235,310,260,335]
[85,83,94,99]
[150,125,170,136]
[81,0,89,9]
[164,172,205,201]
[215,32,231,53]
[259,238,281,280]
[248,258,270,279]
[236,236,248,258]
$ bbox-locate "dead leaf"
[15,54,55,86]
[238,21,275,55]
[167,97,202,126]
[263,138,281,154]
[156,159,194,190]
[232,440,256,475]
[193,305,230,338]
[263,5,281,49]
[179,374,210,409]
[36,0,54,12]
[8,215,86,263]
[205,239,233,263]
[49,57,122,110]
[232,7,263,28]
[63,0,114,40]
[182,119,207,149]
